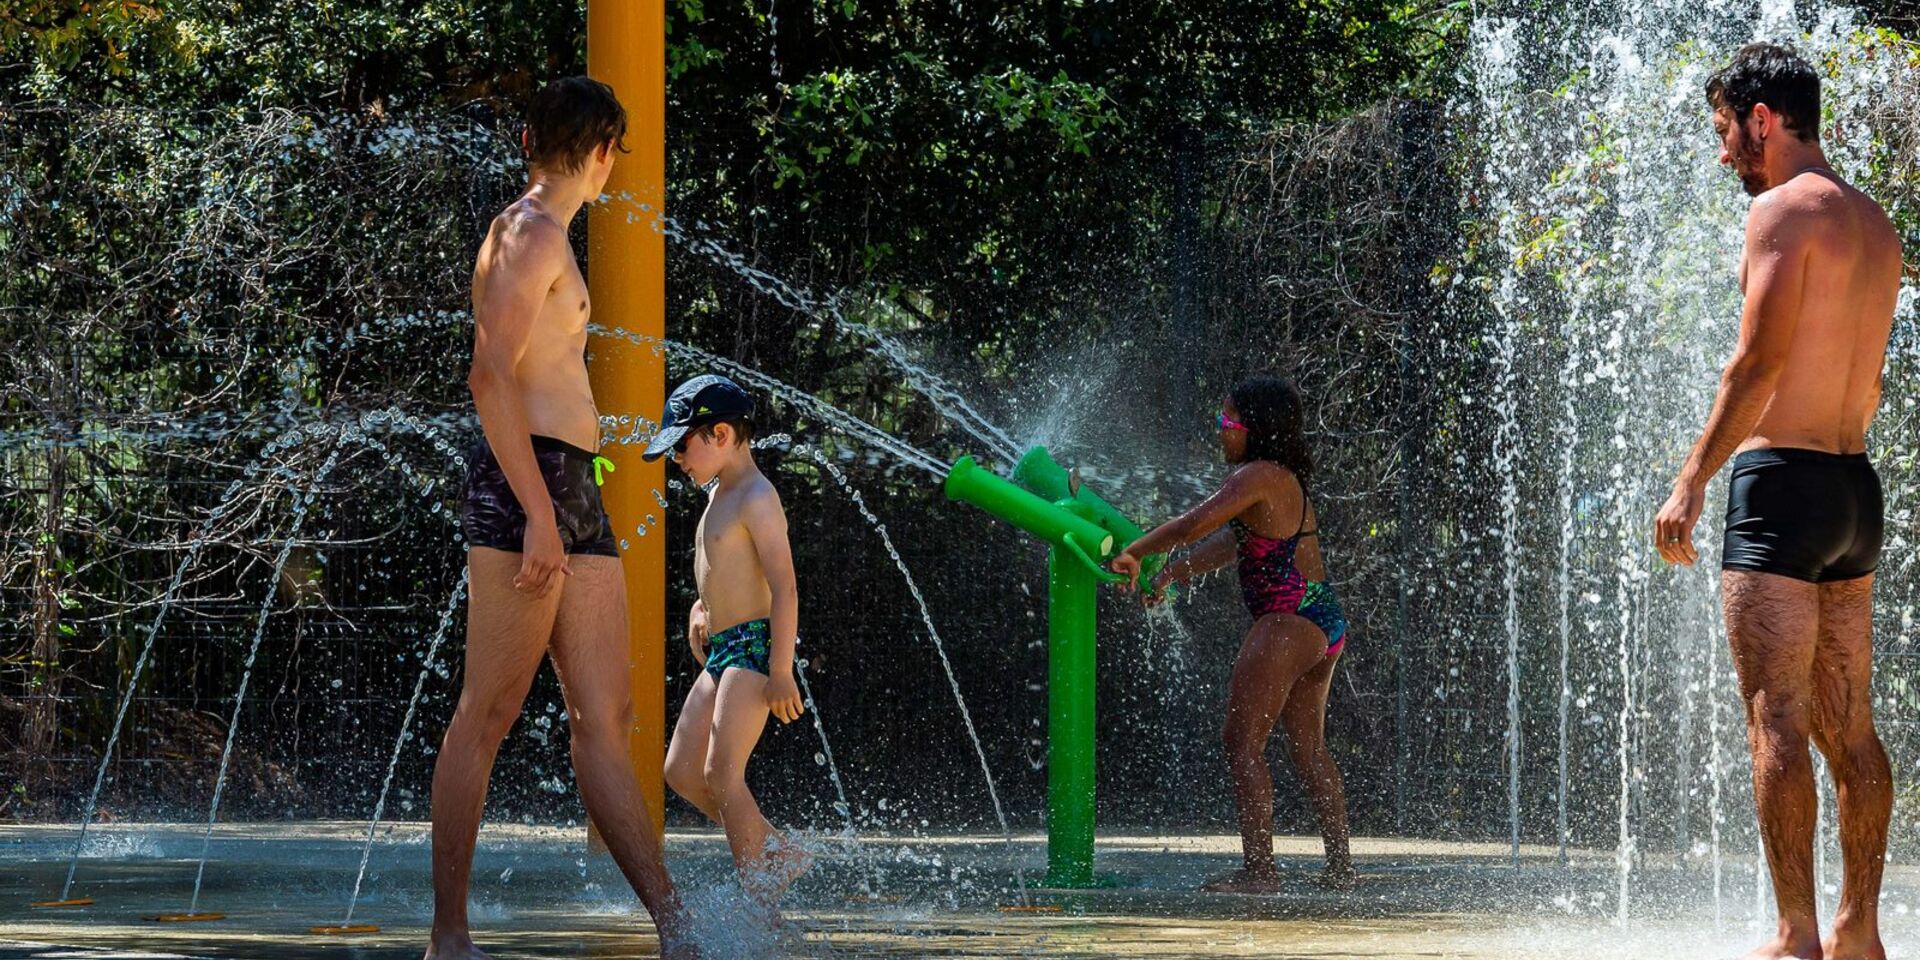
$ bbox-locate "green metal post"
[1014,447,1145,541]
[941,451,1147,889]
[1046,544,1098,887]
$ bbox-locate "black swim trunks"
[461,435,620,557]
[1721,447,1882,584]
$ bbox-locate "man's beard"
[1733,133,1768,196]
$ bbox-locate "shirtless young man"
[428,77,695,960]
[1654,43,1902,960]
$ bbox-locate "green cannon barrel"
[944,457,1116,559]
[1011,446,1148,543]
[1012,446,1165,590]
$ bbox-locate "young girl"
[1110,376,1355,892]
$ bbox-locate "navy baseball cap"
[642,375,756,461]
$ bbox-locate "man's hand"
[687,600,709,666]
[766,669,805,724]
[514,520,572,598]
[1654,482,1706,566]
[1108,551,1142,592]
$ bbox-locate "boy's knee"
[702,757,745,794]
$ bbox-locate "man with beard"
[1654,42,1902,960]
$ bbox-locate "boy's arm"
[741,486,804,723]
[470,217,573,597]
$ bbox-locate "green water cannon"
[943,457,1122,582]
[941,445,1167,888]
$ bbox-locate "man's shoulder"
[1746,181,1834,247]
[487,203,571,259]
[1758,176,1895,253]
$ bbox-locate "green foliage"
[4,1,1466,349]
[3,0,583,108]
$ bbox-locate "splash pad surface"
[4,823,1916,958]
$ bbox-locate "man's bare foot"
[660,937,702,960]
[1741,929,1823,960]
[1319,862,1358,891]
[1821,921,1886,960]
[1200,866,1286,894]
[423,932,493,960]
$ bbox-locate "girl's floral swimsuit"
[1229,497,1348,656]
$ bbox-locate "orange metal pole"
[587,0,667,839]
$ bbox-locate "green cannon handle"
[1061,532,1128,585]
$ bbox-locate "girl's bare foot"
[1200,866,1286,894]
[755,834,815,901]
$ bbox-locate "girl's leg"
[1206,614,1328,892]
[1281,650,1353,887]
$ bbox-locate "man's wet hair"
[525,76,630,173]
[1705,42,1821,143]
[697,416,755,447]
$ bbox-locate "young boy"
[645,375,812,906]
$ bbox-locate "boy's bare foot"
[423,933,493,960]
[1319,863,1358,891]
[1200,866,1286,894]
[752,834,815,901]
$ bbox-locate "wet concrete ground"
[1,823,1914,958]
